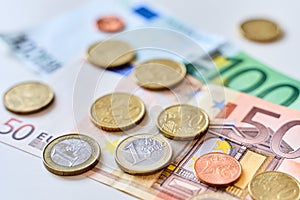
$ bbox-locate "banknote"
[1,0,300,109]
[0,59,299,200]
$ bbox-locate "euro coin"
[194,152,242,186]
[133,58,186,90]
[114,133,172,174]
[3,82,54,114]
[157,104,209,140]
[248,171,300,200]
[189,192,233,200]
[90,93,145,131]
[86,40,135,68]
[96,16,125,33]
[43,133,100,176]
[240,18,282,42]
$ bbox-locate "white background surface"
[0,0,299,199]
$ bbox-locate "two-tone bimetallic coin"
[133,58,186,90]
[3,82,54,114]
[90,93,146,131]
[43,133,100,176]
[114,133,172,174]
[157,104,209,140]
[86,40,135,68]
[194,152,242,186]
[96,16,125,33]
[240,18,282,42]
[248,171,300,200]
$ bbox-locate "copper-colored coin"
[96,16,125,33]
[194,152,242,186]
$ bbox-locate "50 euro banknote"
[0,58,299,200]
[0,0,300,109]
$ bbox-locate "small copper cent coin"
[194,152,242,186]
[248,171,300,200]
[3,82,54,114]
[90,93,146,131]
[96,16,125,33]
[43,133,101,176]
[157,104,209,140]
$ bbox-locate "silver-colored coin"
[114,133,172,174]
[43,133,100,176]
[50,138,93,167]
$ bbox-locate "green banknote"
[186,46,300,109]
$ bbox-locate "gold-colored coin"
[157,104,209,140]
[133,58,186,90]
[90,92,146,131]
[248,171,300,200]
[114,133,172,174]
[189,192,232,200]
[240,18,282,42]
[86,40,135,68]
[3,82,54,114]
[43,133,101,176]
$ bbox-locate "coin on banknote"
[189,192,232,200]
[194,152,242,186]
[90,92,146,131]
[114,133,172,174]
[157,104,209,140]
[133,58,186,90]
[3,82,54,114]
[96,16,125,33]
[86,40,135,68]
[240,18,282,42]
[43,133,100,176]
[248,171,300,200]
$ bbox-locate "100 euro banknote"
[0,0,300,109]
